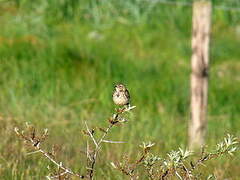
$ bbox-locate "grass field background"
[0,0,240,179]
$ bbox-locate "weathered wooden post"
[189,0,212,149]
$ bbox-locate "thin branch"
[102,140,126,144]
[26,150,41,155]
[86,140,92,162]
[33,143,80,177]
[182,164,192,180]
[15,105,137,180]
[85,122,98,148]
[175,171,183,180]
[97,124,113,146]
[15,127,83,179]
[86,105,136,179]
[87,124,114,179]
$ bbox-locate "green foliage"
[113,135,239,179]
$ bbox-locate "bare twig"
[15,127,84,179]
[87,123,114,179]
[102,140,126,144]
[86,105,136,179]
[85,122,98,148]
[15,105,136,180]
[175,171,183,180]
[182,164,192,180]
[30,141,82,178]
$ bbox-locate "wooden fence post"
[189,0,212,149]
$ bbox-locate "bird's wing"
[125,89,130,100]
[112,89,116,98]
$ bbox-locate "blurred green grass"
[0,0,240,179]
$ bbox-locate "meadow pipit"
[112,83,130,106]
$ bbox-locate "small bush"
[15,103,239,179]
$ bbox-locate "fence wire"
[149,0,240,12]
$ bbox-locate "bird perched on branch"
[112,83,130,107]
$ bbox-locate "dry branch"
[15,105,136,180]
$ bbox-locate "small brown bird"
[112,83,130,106]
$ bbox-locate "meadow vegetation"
[0,0,240,179]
